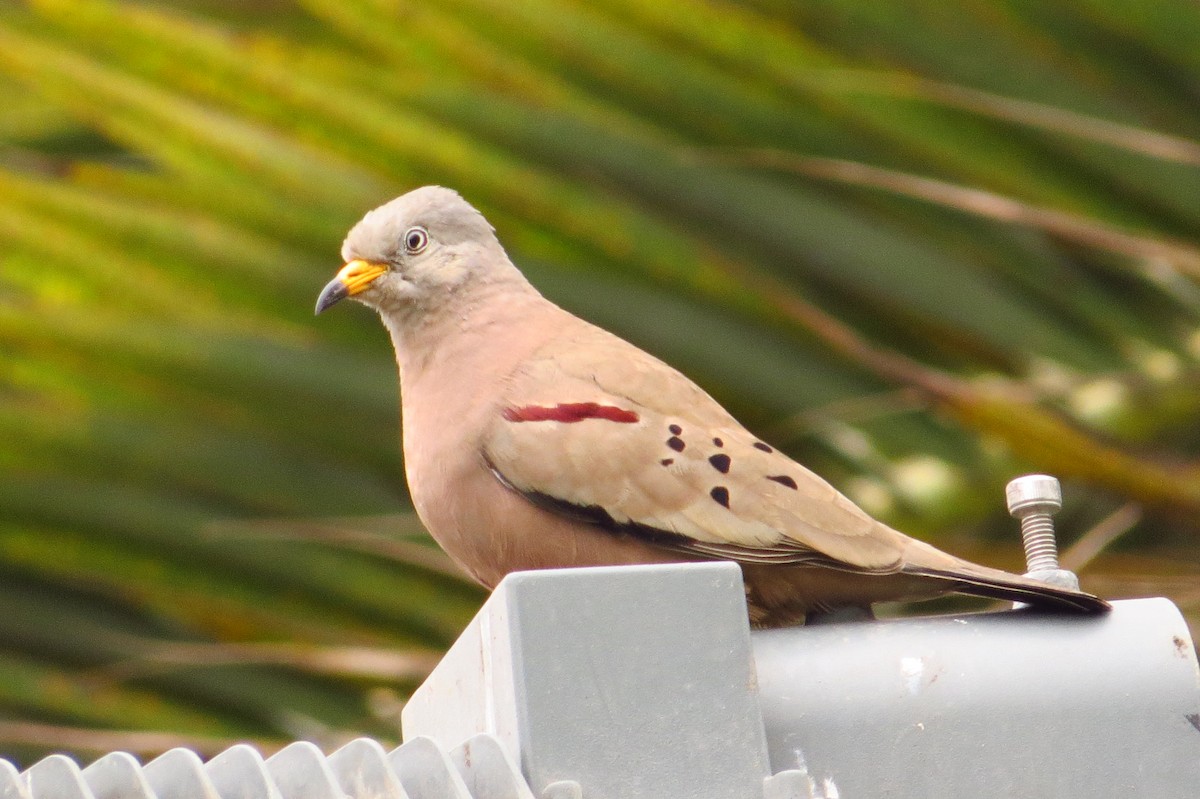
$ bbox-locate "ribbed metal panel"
[0,734,565,799]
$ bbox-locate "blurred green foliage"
[1,0,1198,765]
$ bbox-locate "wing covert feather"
[481,325,906,573]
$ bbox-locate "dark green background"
[1,0,1198,766]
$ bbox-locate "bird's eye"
[404,226,429,254]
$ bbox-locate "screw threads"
[1006,474,1064,575]
[1005,474,1081,592]
[1019,513,1060,572]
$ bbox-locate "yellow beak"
[315,259,388,314]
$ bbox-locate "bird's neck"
[380,266,557,389]
[380,268,568,495]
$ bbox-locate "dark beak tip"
[315,279,349,315]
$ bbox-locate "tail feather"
[898,536,1110,613]
[906,564,1111,613]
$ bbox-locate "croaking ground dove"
[315,186,1108,626]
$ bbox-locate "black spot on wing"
[753,442,773,453]
[668,424,682,435]
[667,436,685,452]
[660,458,674,466]
[708,453,731,474]
[485,451,887,572]
[712,437,724,447]
[767,474,798,490]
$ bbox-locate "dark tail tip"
[963,582,1111,614]
[909,566,1111,614]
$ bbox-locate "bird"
[315,186,1109,626]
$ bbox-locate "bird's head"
[315,186,502,315]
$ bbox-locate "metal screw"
[1005,474,1063,573]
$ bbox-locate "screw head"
[1005,474,1062,516]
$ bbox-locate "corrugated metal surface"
[1,734,562,799]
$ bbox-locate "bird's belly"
[407,459,948,625]
[408,457,687,588]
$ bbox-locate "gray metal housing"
[404,562,1200,798]
[4,562,1199,798]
